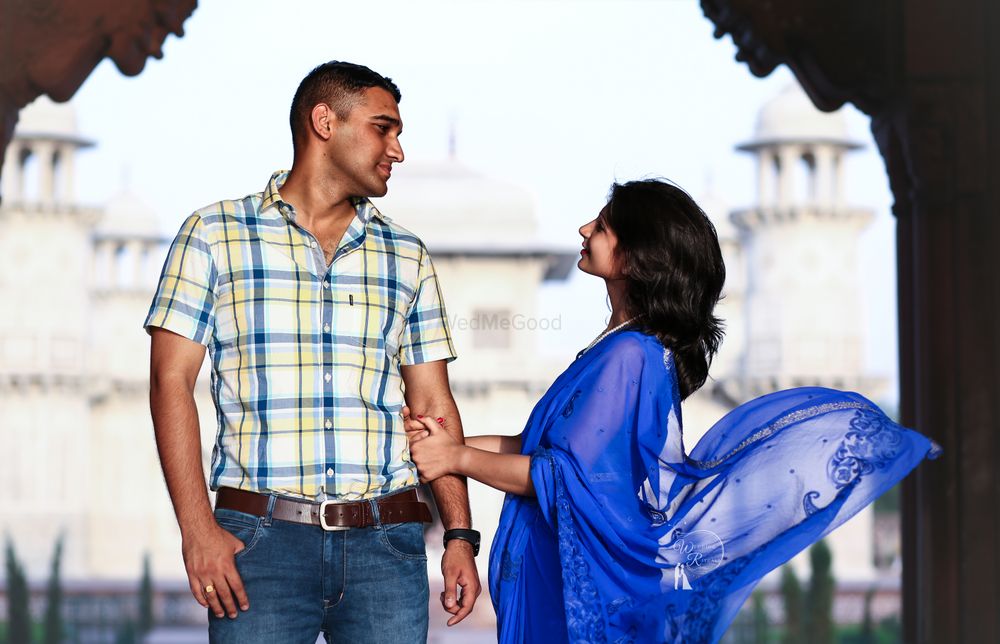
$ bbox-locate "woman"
[406,179,939,643]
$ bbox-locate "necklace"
[576,316,642,359]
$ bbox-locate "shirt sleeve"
[143,213,217,346]
[399,245,457,365]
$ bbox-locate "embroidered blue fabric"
[488,330,940,644]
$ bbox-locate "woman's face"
[578,204,624,279]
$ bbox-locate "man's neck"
[280,166,357,228]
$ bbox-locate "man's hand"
[440,539,481,626]
[401,405,424,433]
[181,523,250,619]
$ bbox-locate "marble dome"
[15,95,94,146]
[739,83,862,150]
[373,159,538,249]
[97,189,162,238]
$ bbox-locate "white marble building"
[684,83,890,583]
[0,96,219,582]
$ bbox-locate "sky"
[66,0,899,390]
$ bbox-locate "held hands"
[402,406,463,482]
[181,522,249,619]
[401,407,481,625]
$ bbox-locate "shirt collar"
[259,170,391,224]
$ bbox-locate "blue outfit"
[209,494,428,643]
[489,330,939,644]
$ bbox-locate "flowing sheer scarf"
[489,330,939,643]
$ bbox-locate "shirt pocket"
[334,280,410,359]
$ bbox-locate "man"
[145,61,481,643]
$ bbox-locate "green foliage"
[859,587,876,644]
[5,538,30,644]
[780,565,803,644]
[806,540,835,644]
[138,553,154,636]
[878,614,901,642]
[751,590,770,643]
[114,620,137,644]
[42,536,63,644]
[836,617,903,644]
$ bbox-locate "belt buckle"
[318,499,351,531]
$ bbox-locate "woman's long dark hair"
[605,179,726,400]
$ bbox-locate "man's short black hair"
[289,61,401,149]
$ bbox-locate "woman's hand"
[404,411,463,482]
[401,406,534,496]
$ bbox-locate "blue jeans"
[208,491,429,644]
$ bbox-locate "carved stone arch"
[0,0,198,196]
[702,1,999,641]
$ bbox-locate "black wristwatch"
[443,528,481,556]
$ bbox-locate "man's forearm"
[150,375,215,537]
[430,475,472,529]
[413,398,472,529]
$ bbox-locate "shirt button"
[323,323,330,333]
[324,372,332,382]
[310,240,317,249]
[326,468,334,477]
[325,419,332,429]
[324,280,331,288]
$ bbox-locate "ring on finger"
[205,584,216,594]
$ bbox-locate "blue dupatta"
[488,330,939,643]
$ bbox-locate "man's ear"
[310,103,336,141]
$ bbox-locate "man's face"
[326,86,404,198]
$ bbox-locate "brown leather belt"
[215,487,432,531]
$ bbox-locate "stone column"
[756,148,772,208]
[813,144,835,210]
[1,139,22,204]
[126,240,144,290]
[33,140,55,208]
[58,143,75,206]
[92,240,112,291]
[833,153,845,210]
[777,145,800,211]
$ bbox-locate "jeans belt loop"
[369,497,383,528]
[263,493,277,527]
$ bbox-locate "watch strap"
[443,528,481,556]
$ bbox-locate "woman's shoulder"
[602,330,668,364]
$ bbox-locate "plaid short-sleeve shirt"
[145,171,456,500]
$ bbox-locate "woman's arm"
[402,405,522,455]
[455,447,534,497]
[465,434,522,455]
[409,418,534,497]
